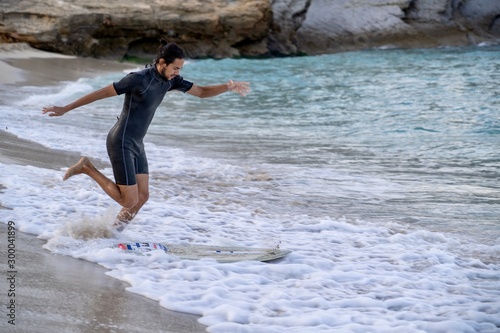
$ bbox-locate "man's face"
[161,58,184,80]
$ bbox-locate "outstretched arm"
[187,80,250,98]
[42,84,117,116]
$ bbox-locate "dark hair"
[154,39,185,65]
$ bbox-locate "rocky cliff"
[0,0,272,59]
[272,0,500,55]
[1,0,499,59]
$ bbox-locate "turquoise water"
[147,46,500,243]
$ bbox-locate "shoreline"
[0,46,207,332]
[0,43,137,86]
[0,224,207,333]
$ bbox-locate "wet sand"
[0,44,207,333]
[0,224,207,333]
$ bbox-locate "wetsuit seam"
[121,98,132,185]
[142,77,155,94]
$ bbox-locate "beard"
[160,67,167,79]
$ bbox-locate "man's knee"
[121,195,139,209]
[138,190,149,205]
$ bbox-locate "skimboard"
[113,242,291,263]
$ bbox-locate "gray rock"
[271,0,500,55]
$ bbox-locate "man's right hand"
[42,106,67,117]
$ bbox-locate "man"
[42,40,250,232]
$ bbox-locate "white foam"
[1,161,499,332]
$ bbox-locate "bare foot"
[112,220,129,233]
[112,209,136,233]
[63,156,92,181]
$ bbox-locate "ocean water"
[1,45,499,332]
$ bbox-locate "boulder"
[271,0,500,55]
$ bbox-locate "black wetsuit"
[107,66,193,185]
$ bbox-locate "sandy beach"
[0,42,137,86]
[0,44,207,333]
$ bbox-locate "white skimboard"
[113,242,291,263]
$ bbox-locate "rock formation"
[271,0,500,55]
[0,0,499,59]
[0,0,272,59]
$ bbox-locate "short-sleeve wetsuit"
[107,66,193,185]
